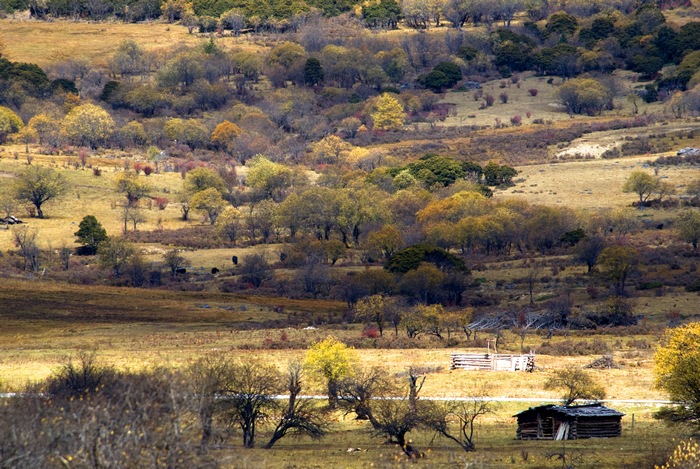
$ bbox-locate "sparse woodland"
[1,0,700,465]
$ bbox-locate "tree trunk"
[328,380,339,409]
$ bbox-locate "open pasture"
[499,154,700,211]
[0,276,676,467]
[0,18,267,68]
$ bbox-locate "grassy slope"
[0,19,266,68]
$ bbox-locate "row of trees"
[0,339,502,464]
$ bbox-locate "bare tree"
[0,192,17,218]
[265,362,327,449]
[12,225,40,271]
[338,368,387,427]
[189,353,233,454]
[221,360,281,448]
[508,310,546,352]
[422,394,496,452]
[121,206,146,233]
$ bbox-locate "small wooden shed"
[514,403,624,440]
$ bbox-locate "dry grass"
[0,18,267,68]
[495,154,700,211]
[0,153,187,250]
[436,72,665,129]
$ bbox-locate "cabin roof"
[514,403,625,419]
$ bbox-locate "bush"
[499,92,508,104]
[536,339,610,356]
[385,244,468,274]
[510,115,522,126]
[484,94,495,106]
[45,352,116,398]
[153,196,169,210]
[528,88,538,96]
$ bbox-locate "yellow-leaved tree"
[654,323,700,426]
[0,106,24,143]
[61,103,115,149]
[210,120,242,154]
[656,439,700,469]
[371,93,405,131]
[304,336,357,409]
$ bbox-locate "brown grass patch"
[0,18,267,68]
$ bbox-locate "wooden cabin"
[515,403,624,440]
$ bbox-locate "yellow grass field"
[498,154,700,211]
[0,18,267,68]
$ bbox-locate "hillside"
[1,2,700,467]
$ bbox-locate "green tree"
[115,171,151,207]
[304,58,324,86]
[356,294,390,336]
[190,188,227,225]
[98,237,135,277]
[116,121,147,148]
[557,78,611,116]
[184,167,227,195]
[544,366,605,405]
[623,170,658,207]
[61,103,115,149]
[160,0,193,22]
[596,245,638,296]
[400,263,445,304]
[163,118,209,149]
[675,210,700,251]
[0,106,23,143]
[654,323,700,427]
[109,40,147,81]
[245,154,296,202]
[304,336,357,409]
[366,224,404,260]
[433,62,462,86]
[14,166,67,219]
[158,52,203,90]
[371,93,405,131]
[214,206,243,245]
[74,215,108,254]
[482,162,517,186]
[26,113,61,146]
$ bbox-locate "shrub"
[537,339,610,356]
[528,88,538,96]
[510,115,522,126]
[153,197,169,210]
[361,326,381,338]
[93,167,102,176]
[484,94,495,106]
[499,92,509,104]
[45,352,116,398]
[142,165,154,176]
